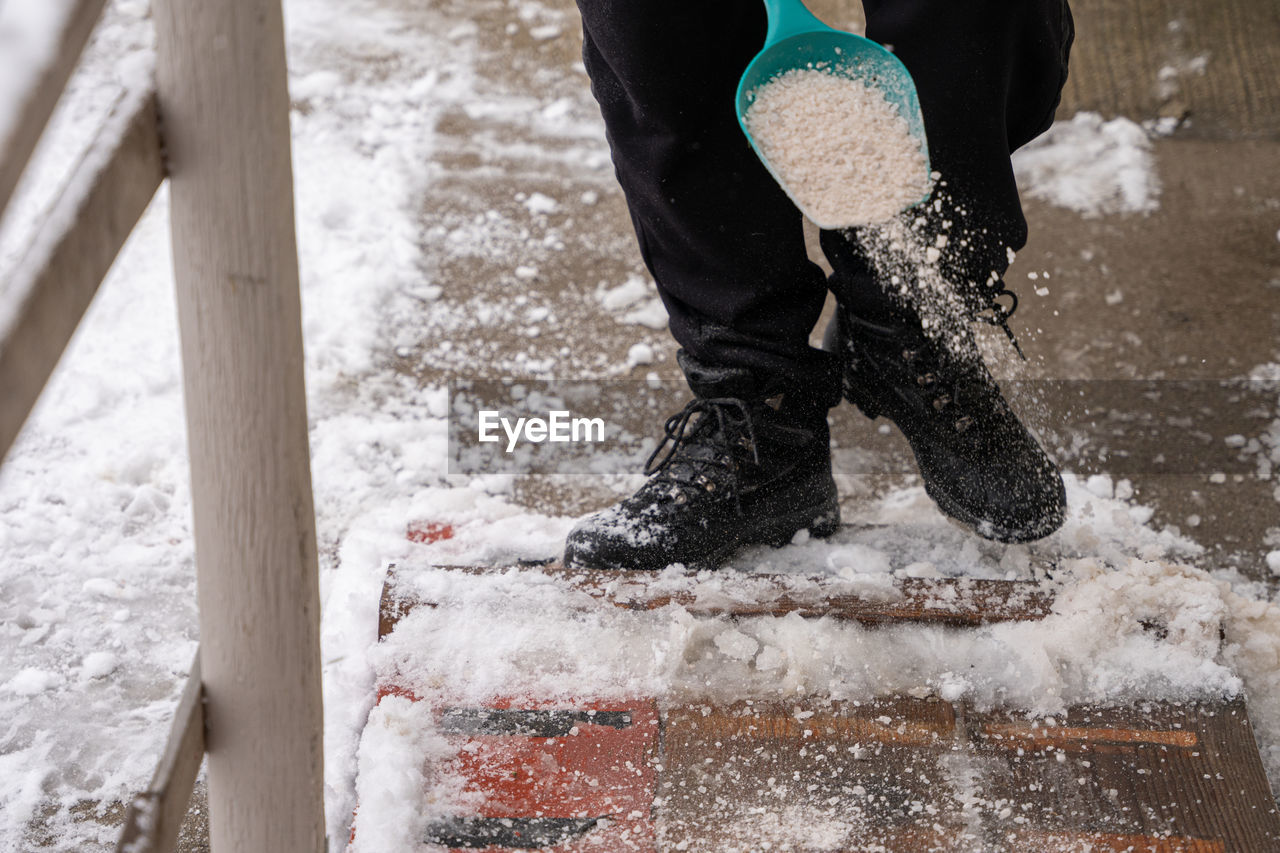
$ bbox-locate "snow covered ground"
[1,0,1278,850]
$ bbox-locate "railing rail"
[116,652,205,853]
[0,86,163,461]
[1,1,324,849]
[0,0,109,221]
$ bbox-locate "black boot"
[829,304,1066,544]
[562,355,840,571]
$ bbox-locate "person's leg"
[576,0,838,399]
[823,0,1074,316]
[566,1,842,570]
[822,0,1074,544]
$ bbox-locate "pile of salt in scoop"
[743,67,931,227]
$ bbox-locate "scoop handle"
[762,0,833,46]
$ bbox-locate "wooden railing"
[0,1,324,850]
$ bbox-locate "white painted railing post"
[152,0,325,850]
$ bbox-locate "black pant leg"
[822,0,1074,314]
[576,0,838,399]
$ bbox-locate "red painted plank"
[441,701,659,818]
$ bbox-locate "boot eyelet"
[902,349,918,362]
[916,373,936,386]
[932,394,951,411]
[954,416,974,432]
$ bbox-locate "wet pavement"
[386,0,1280,587]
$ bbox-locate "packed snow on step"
[348,472,1280,845]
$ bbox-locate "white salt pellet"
[744,68,929,227]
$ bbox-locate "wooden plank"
[680,698,955,748]
[0,0,108,219]
[968,699,1280,851]
[153,0,325,847]
[1057,0,1280,138]
[116,652,205,853]
[657,699,970,852]
[375,683,1280,851]
[0,86,163,463]
[358,697,660,852]
[996,830,1225,852]
[378,563,1056,639]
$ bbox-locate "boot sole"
[688,492,843,570]
[564,493,841,573]
[923,477,1064,544]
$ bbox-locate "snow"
[5,668,64,697]
[348,696,449,853]
[356,475,1280,843]
[0,0,75,161]
[0,1,1277,850]
[597,274,668,330]
[627,342,655,368]
[372,476,1232,714]
[1012,111,1161,217]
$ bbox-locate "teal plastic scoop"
[735,0,932,227]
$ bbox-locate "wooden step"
[378,563,1058,639]
[361,563,1280,852]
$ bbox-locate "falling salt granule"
[743,68,929,227]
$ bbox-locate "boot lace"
[642,398,761,508]
[899,340,987,435]
[969,283,1025,359]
